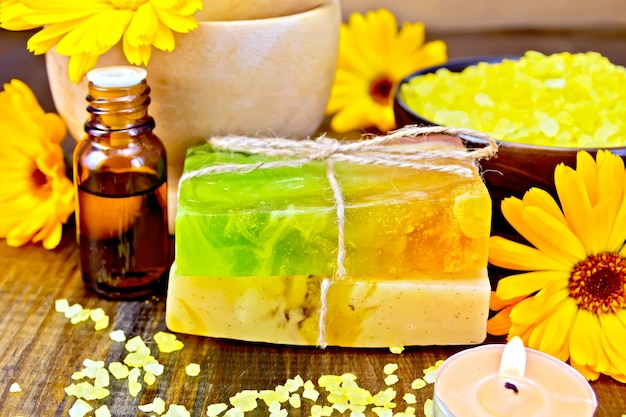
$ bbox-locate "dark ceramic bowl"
[393,56,626,239]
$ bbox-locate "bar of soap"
[166,139,492,347]
[166,265,490,347]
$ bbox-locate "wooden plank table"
[2,27,626,416]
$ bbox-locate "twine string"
[179,125,497,348]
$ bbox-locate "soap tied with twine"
[179,125,498,348]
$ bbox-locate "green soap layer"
[175,143,491,277]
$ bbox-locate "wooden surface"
[2,28,626,416]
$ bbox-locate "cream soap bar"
[166,265,491,347]
[167,139,493,347]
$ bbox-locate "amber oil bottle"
[73,66,169,299]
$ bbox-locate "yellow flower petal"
[508,283,569,326]
[488,235,568,271]
[495,270,569,301]
[486,306,514,336]
[501,196,585,265]
[535,299,577,361]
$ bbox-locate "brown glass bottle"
[73,66,169,299]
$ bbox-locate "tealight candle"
[433,337,597,416]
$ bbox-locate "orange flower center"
[369,76,394,106]
[108,0,148,10]
[569,252,626,313]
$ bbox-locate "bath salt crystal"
[138,397,166,414]
[154,331,184,353]
[410,378,427,390]
[229,390,259,412]
[224,408,244,417]
[383,375,399,386]
[55,298,69,313]
[109,329,126,342]
[288,393,301,408]
[372,407,394,417]
[539,117,559,137]
[185,363,201,376]
[383,363,398,375]
[144,359,165,376]
[389,346,404,354]
[206,403,228,417]
[423,399,434,417]
[402,393,417,404]
[144,371,157,386]
[9,382,21,392]
[71,309,91,324]
[68,399,93,417]
[108,362,130,379]
[163,404,191,417]
[284,375,304,392]
[94,405,111,417]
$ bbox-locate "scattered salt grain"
[68,399,93,417]
[163,404,191,417]
[144,371,157,386]
[94,405,111,417]
[55,298,69,313]
[108,362,130,379]
[383,363,398,375]
[229,390,259,412]
[288,393,301,408]
[206,403,228,417]
[402,393,417,404]
[154,331,184,353]
[423,399,434,417]
[144,359,165,376]
[109,329,126,342]
[139,397,166,414]
[389,346,404,354]
[384,375,399,386]
[64,304,83,319]
[185,362,200,376]
[9,382,21,393]
[410,378,427,390]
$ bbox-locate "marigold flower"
[488,150,626,382]
[0,0,203,83]
[0,79,74,249]
[325,8,447,133]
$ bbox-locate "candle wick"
[504,381,519,394]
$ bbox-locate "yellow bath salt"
[94,405,111,417]
[108,362,130,379]
[410,378,427,390]
[145,359,165,376]
[109,329,126,342]
[288,393,302,408]
[284,375,304,392]
[372,407,394,417]
[138,397,166,414]
[64,381,110,400]
[68,398,93,417]
[70,307,91,324]
[144,371,157,386]
[400,51,626,148]
[185,362,200,376]
[9,382,21,392]
[384,374,400,386]
[389,346,404,354]
[154,331,184,353]
[224,408,245,417]
[423,399,434,417]
[206,403,228,417]
[163,404,191,417]
[55,298,69,313]
[229,390,260,412]
[403,393,417,404]
[383,363,399,375]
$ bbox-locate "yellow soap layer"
[165,264,490,347]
